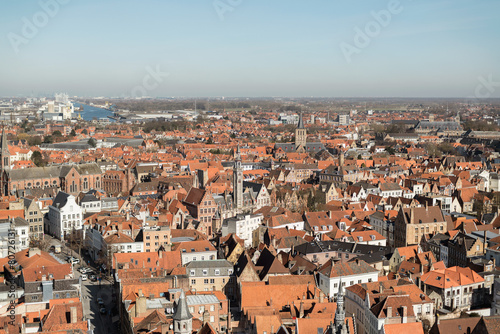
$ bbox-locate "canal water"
[73,102,114,121]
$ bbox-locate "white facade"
[222,214,263,248]
[12,221,29,251]
[109,241,144,254]
[48,193,83,240]
[81,199,101,214]
[318,270,379,298]
[180,250,217,266]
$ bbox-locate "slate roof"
[173,290,192,321]
[8,166,61,181]
[318,258,378,278]
[52,191,71,209]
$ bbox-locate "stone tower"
[295,113,307,151]
[1,128,10,171]
[0,128,10,196]
[233,146,243,210]
[173,290,192,334]
[335,280,349,334]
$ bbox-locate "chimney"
[402,306,407,323]
[387,306,392,318]
[70,306,77,324]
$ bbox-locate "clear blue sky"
[1,0,499,98]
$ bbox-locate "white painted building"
[222,214,263,248]
[11,217,29,251]
[318,259,379,298]
[48,192,83,240]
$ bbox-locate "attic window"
[205,247,209,251]
[182,249,186,253]
[191,248,195,252]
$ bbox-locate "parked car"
[81,274,88,281]
[67,257,80,264]
[90,274,97,281]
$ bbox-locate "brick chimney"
[387,306,392,318]
[70,306,77,324]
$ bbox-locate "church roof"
[297,113,305,129]
[173,290,192,321]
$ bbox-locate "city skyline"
[1,0,499,98]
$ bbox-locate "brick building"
[394,206,448,247]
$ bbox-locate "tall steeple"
[335,279,348,334]
[1,127,9,169]
[173,290,192,334]
[233,146,243,210]
[0,127,9,196]
[295,113,307,152]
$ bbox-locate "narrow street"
[44,235,119,333]
[81,278,119,334]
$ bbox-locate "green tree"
[88,138,97,148]
[27,136,42,146]
[70,129,76,137]
[82,129,88,135]
[206,137,213,144]
[31,151,46,167]
[52,130,62,137]
[43,135,53,144]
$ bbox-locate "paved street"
[81,278,119,334]
[44,235,119,334]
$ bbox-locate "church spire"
[335,278,347,334]
[173,290,192,334]
[295,113,307,151]
[297,112,305,129]
[1,127,10,172]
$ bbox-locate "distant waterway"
[73,102,114,121]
